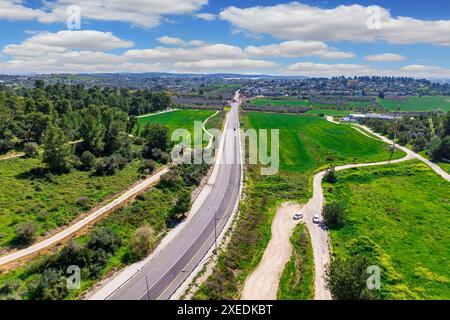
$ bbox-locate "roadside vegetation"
[195,112,405,299]
[323,161,449,299]
[278,223,314,300]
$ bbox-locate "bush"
[144,147,170,164]
[173,189,192,217]
[23,142,39,158]
[129,226,155,261]
[15,221,39,245]
[80,151,96,170]
[142,159,156,175]
[87,228,122,254]
[94,154,126,176]
[322,201,346,229]
[325,255,378,300]
[56,240,91,269]
[158,170,181,189]
[75,196,91,210]
[430,136,450,162]
[31,268,68,300]
[323,166,338,183]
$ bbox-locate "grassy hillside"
[380,96,450,112]
[195,112,406,299]
[324,161,450,299]
[0,157,143,250]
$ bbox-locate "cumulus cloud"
[220,2,450,46]
[157,36,186,46]
[244,40,355,59]
[174,59,278,73]
[0,0,208,28]
[124,43,247,62]
[365,53,406,62]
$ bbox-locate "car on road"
[293,212,303,220]
[313,215,320,224]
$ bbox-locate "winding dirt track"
[241,117,449,301]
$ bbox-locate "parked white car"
[313,215,320,224]
[293,212,303,220]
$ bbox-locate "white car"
[313,215,320,224]
[293,212,303,220]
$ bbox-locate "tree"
[129,226,155,261]
[43,124,72,173]
[80,113,105,156]
[322,201,346,229]
[32,269,68,300]
[15,221,39,245]
[80,150,96,170]
[431,136,450,162]
[142,123,169,156]
[325,255,377,300]
[444,111,450,136]
[87,228,122,254]
[23,142,39,158]
[324,166,338,183]
[104,121,124,155]
[173,189,191,217]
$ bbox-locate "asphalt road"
[107,95,242,300]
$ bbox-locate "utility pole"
[137,268,150,301]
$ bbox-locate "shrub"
[31,268,68,300]
[87,228,122,254]
[15,221,39,245]
[56,240,91,269]
[23,142,39,158]
[129,226,155,261]
[173,189,192,217]
[146,147,170,164]
[325,255,378,300]
[94,154,126,176]
[324,166,338,183]
[75,196,91,210]
[80,151,96,170]
[322,201,346,229]
[158,170,181,189]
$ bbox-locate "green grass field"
[244,112,403,172]
[136,109,217,139]
[324,161,450,299]
[0,157,143,250]
[380,96,450,112]
[196,112,406,299]
[278,223,314,300]
[304,109,353,117]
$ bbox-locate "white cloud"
[220,2,450,46]
[2,30,133,58]
[124,43,247,62]
[245,40,355,59]
[194,13,217,21]
[0,0,208,28]
[157,36,186,46]
[365,53,406,62]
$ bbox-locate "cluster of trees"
[362,111,450,163]
[0,81,172,157]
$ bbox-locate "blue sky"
[1,0,450,78]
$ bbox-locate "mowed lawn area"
[244,112,403,172]
[380,96,450,112]
[324,161,450,299]
[196,112,405,299]
[0,157,143,250]
[136,109,218,143]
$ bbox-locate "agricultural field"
[324,161,450,299]
[278,223,314,300]
[245,112,403,172]
[249,98,310,108]
[380,96,450,112]
[195,112,405,299]
[0,157,143,251]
